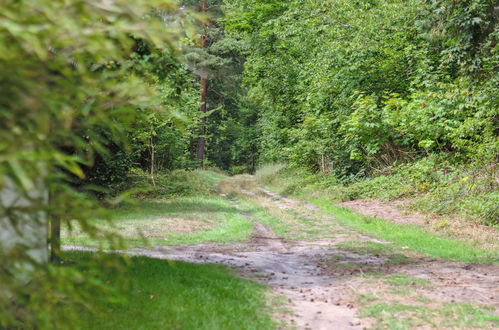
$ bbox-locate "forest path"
[107,189,368,329]
[64,177,499,329]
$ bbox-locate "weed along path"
[64,175,499,329]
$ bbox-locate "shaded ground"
[64,177,499,329]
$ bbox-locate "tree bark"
[197,0,209,167]
[150,135,156,187]
[50,216,61,263]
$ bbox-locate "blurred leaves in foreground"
[0,0,185,327]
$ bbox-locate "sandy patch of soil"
[402,261,499,306]
[63,217,211,239]
[120,217,211,237]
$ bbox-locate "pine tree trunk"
[197,0,208,167]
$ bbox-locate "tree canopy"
[1,0,497,326]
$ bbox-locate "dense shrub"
[225,0,498,180]
[126,168,222,199]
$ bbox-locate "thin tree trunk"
[48,186,61,263]
[50,216,60,263]
[197,0,208,167]
[321,153,325,174]
[150,136,156,187]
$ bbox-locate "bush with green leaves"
[0,0,185,327]
[224,0,498,179]
[126,168,221,199]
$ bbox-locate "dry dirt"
[64,185,499,330]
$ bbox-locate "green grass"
[63,196,254,247]
[66,251,276,330]
[256,160,499,226]
[234,198,292,237]
[235,197,339,241]
[382,273,431,287]
[312,199,499,264]
[362,302,499,329]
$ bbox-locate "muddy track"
[64,186,499,329]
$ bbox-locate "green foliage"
[421,0,498,76]
[1,0,497,325]
[190,0,260,172]
[0,251,128,328]
[224,0,498,181]
[231,0,498,227]
[126,168,223,198]
[81,47,201,193]
[0,0,185,327]
[128,50,200,172]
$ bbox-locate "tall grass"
[255,164,287,185]
[126,168,226,199]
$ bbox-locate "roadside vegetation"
[254,164,498,264]
[258,163,498,227]
[66,251,275,330]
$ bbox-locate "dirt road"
[64,182,499,329]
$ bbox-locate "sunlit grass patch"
[313,200,499,264]
[223,187,347,241]
[65,251,276,330]
[62,196,254,247]
[234,198,292,238]
[361,302,499,329]
[255,164,287,185]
